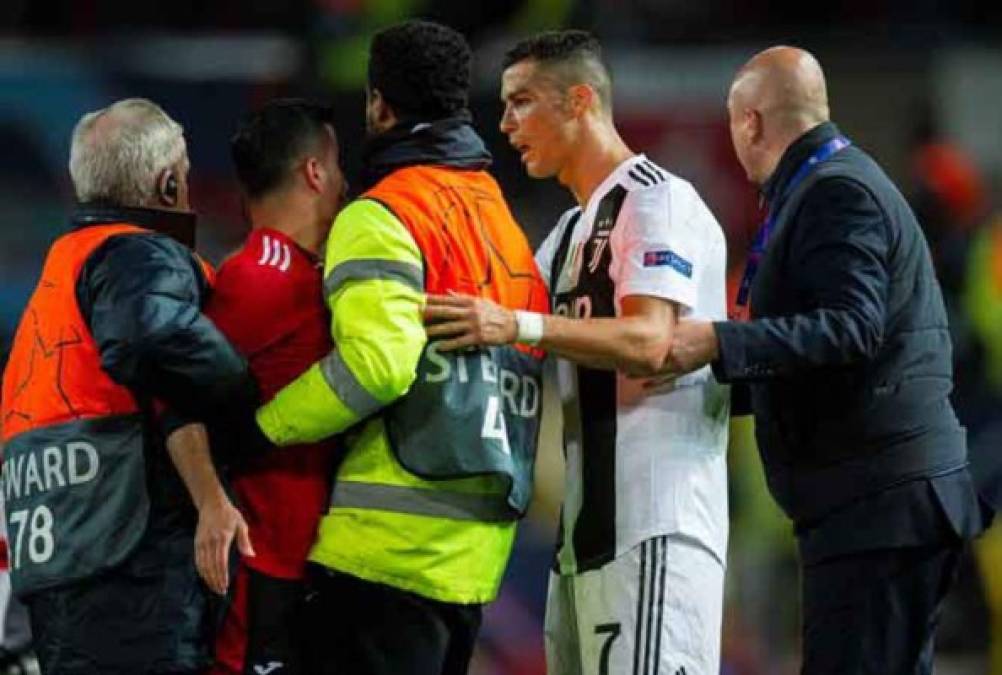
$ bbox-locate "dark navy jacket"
[47,204,256,670]
[713,123,981,560]
[72,203,258,528]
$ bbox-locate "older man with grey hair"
[0,98,256,674]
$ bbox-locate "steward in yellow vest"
[245,21,549,675]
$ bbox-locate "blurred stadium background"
[2,1,1002,673]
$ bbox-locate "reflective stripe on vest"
[330,481,514,522]
[319,348,384,419]
[324,258,424,298]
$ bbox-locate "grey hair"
[68,98,186,207]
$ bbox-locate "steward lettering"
[4,441,100,501]
[423,342,540,419]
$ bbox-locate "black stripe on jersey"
[573,363,619,566]
[571,184,629,572]
[635,162,662,186]
[632,540,648,675]
[643,540,658,674]
[628,168,652,187]
[643,160,667,182]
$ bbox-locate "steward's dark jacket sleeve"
[76,233,255,419]
[713,178,890,382]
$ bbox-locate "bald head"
[730,46,829,132]
[727,47,830,185]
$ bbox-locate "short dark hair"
[368,20,471,120]
[503,30,612,111]
[230,98,336,199]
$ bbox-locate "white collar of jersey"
[582,154,659,217]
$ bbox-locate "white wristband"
[514,310,544,346]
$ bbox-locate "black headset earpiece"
[165,173,178,201]
[159,170,178,207]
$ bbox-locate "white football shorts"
[544,534,724,675]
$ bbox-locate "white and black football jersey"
[535,154,730,574]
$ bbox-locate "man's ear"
[370,88,398,129]
[746,108,765,144]
[567,83,596,118]
[303,157,324,194]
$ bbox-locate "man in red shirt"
[203,99,346,675]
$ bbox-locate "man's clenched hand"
[667,320,720,374]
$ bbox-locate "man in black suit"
[665,46,983,674]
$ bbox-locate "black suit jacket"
[713,123,981,559]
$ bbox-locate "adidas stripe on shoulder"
[626,160,668,190]
[257,234,292,272]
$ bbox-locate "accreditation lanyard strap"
[735,136,852,309]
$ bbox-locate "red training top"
[206,227,336,580]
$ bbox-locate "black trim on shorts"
[632,540,649,675]
[653,537,668,675]
[644,540,658,673]
[632,537,669,675]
